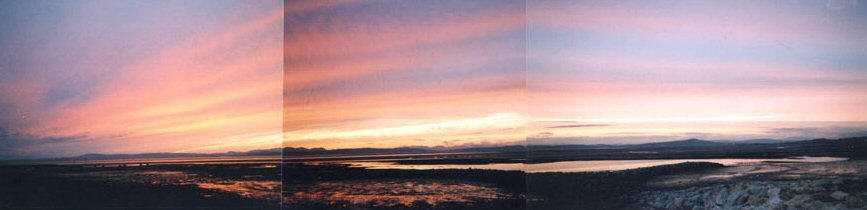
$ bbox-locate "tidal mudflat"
[0,162,280,209]
[282,163,527,210]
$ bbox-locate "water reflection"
[197,181,280,199]
[61,164,280,201]
[285,179,510,207]
[349,156,847,173]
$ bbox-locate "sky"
[283,0,527,149]
[0,0,283,159]
[284,0,867,149]
[528,0,867,144]
[2,1,866,158]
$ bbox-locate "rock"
[729,189,748,205]
[713,191,726,205]
[640,178,865,210]
[748,195,765,205]
[673,196,684,207]
[766,195,783,209]
[665,200,676,209]
[810,180,830,192]
[814,179,830,186]
[831,191,849,201]
[653,196,664,208]
[736,193,749,205]
[768,187,781,197]
[806,201,831,210]
[811,185,827,192]
[832,203,847,210]
[790,184,807,193]
[784,194,811,208]
[845,196,864,208]
[747,185,760,194]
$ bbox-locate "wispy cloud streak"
[284,0,527,149]
[0,0,282,158]
[527,0,867,144]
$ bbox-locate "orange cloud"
[283,1,527,149]
[285,2,524,60]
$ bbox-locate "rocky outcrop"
[641,178,867,210]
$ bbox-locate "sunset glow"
[0,0,282,159]
[283,0,527,149]
[1,0,865,159]
[527,0,867,144]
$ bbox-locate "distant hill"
[72,148,283,160]
[282,147,429,156]
[77,153,208,160]
[724,138,778,144]
[64,145,531,161]
[634,139,728,148]
[52,136,867,161]
[722,138,797,144]
[63,146,461,161]
[457,145,527,153]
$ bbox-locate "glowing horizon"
[2,0,866,159]
[283,0,527,150]
[284,0,867,149]
[527,0,867,144]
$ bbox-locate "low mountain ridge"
[635,139,727,148]
[51,136,867,161]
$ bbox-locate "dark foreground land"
[280,162,726,210]
[282,160,867,210]
[282,163,527,210]
[281,137,867,210]
[527,162,726,210]
[0,164,280,209]
[3,137,863,209]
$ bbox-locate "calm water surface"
[349,156,848,173]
